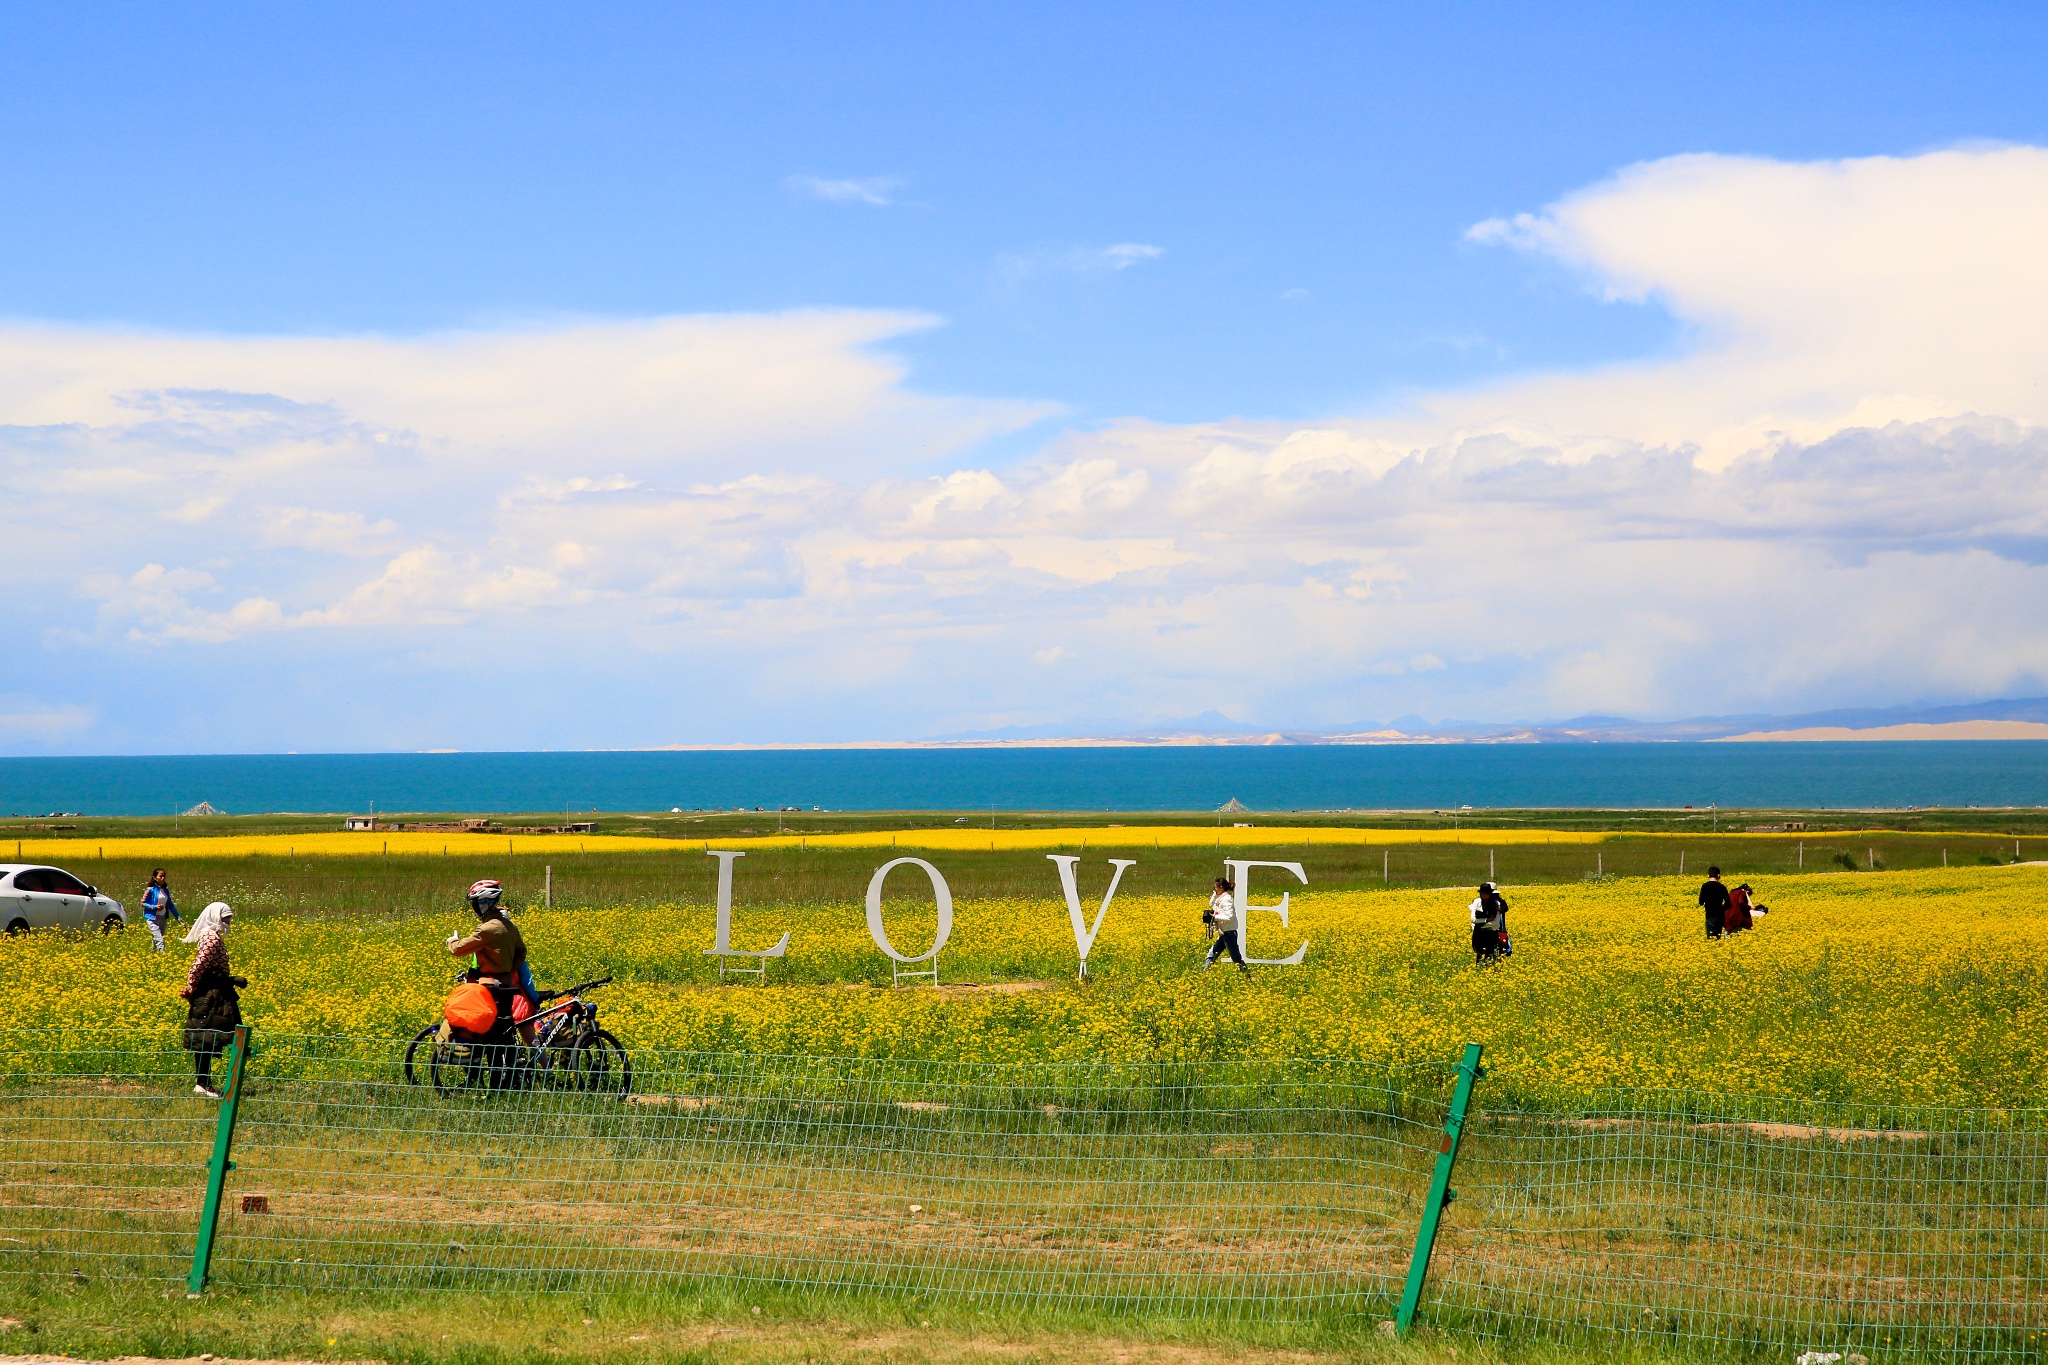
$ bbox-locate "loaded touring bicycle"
[404,972,630,1098]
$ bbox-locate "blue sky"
[5,3,2048,751]
[13,3,2045,418]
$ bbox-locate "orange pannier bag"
[443,981,498,1034]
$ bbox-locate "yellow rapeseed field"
[3,865,2042,1106]
[3,824,1606,862]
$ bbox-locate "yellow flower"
[1,864,2041,1109]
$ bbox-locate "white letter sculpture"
[865,857,953,986]
[701,850,790,981]
[1047,855,1135,980]
[1224,858,1309,965]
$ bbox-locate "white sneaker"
[195,1084,222,1099]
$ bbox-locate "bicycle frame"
[527,976,612,1047]
[528,999,587,1055]
[484,977,612,1067]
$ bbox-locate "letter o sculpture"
[864,857,954,963]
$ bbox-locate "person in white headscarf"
[180,900,227,946]
[180,903,243,1098]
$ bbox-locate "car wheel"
[3,919,27,936]
[101,914,124,933]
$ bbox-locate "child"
[140,868,180,952]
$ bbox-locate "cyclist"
[446,880,538,1046]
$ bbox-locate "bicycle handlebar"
[533,976,613,1003]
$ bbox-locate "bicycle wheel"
[402,1025,438,1086]
[536,1036,579,1090]
[570,1029,631,1099]
[501,1044,540,1092]
[429,1037,487,1095]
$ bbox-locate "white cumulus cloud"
[4,147,2048,747]
[1451,146,2048,467]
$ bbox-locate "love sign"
[699,848,1310,981]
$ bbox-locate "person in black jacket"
[180,903,244,1098]
[1468,882,1509,964]
[1698,867,1731,940]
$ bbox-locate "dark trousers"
[1206,929,1246,966]
[1472,926,1501,963]
[191,1037,225,1086]
[1706,911,1725,939]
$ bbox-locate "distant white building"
[343,816,377,831]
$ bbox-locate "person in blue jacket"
[140,867,180,952]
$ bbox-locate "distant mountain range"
[934,698,2048,746]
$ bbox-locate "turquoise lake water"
[2,743,2045,816]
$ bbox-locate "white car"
[0,864,127,933]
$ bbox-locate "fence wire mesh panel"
[0,1030,216,1285]
[0,1033,1452,1323]
[1429,1093,2048,1361]
[9,1030,2046,1357]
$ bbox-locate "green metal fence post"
[187,1024,252,1294]
[1395,1041,1484,1336]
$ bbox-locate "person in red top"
[180,902,244,1098]
[1724,883,1768,934]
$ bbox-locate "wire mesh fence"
[1430,1093,2048,1360]
[0,1032,1452,1321]
[3,1030,2044,1358]
[0,1036,218,1285]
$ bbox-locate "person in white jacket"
[1204,877,1249,972]
[1468,882,1508,965]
